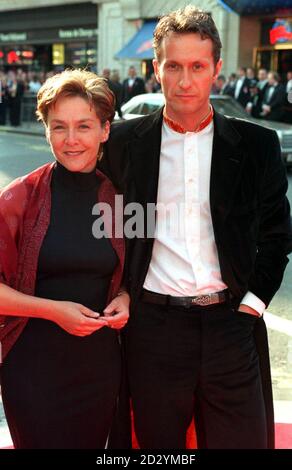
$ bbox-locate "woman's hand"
[51,300,108,336]
[103,291,130,330]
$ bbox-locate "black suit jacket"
[235,77,251,107]
[100,109,292,448]
[122,77,146,104]
[263,84,286,121]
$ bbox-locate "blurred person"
[283,71,292,123]
[213,74,226,94]
[110,69,123,118]
[246,66,257,88]
[122,65,146,103]
[28,74,42,94]
[261,71,286,121]
[246,68,269,117]
[257,68,268,92]
[102,68,123,119]
[145,73,161,93]
[246,82,261,117]
[6,70,25,126]
[101,68,111,80]
[0,69,129,449]
[234,66,251,107]
[286,71,292,93]
[0,71,8,125]
[223,72,236,97]
[101,5,292,449]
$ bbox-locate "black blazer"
[122,77,146,104]
[263,83,286,121]
[235,77,251,107]
[102,109,291,306]
[100,109,292,448]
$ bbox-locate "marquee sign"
[270,19,292,44]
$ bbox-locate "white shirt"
[234,77,244,99]
[128,78,135,88]
[144,119,265,315]
[286,79,292,93]
[28,81,41,93]
[266,85,275,103]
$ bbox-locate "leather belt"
[141,289,229,308]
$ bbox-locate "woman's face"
[46,95,110,173]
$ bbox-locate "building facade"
[0,0,291,80]
[96,0,239,78]
[0,0,239,78]
[0,1,98,72]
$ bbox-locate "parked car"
[118,93,292,168]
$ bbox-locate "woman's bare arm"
[0,283,108,336]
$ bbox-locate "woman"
[0,69,129,449]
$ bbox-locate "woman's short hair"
[36,69,115,125]
[153,5,222,66]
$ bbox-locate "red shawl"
[0,162,125,363]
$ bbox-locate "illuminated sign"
[270,19,292,44]
[58,28,97,39]
[53,43,65,65]
[7,50,20,64]
[22,50,34,59]
[0,32,27,42]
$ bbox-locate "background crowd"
[0,64,292,126]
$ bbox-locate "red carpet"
[275,423,292,449]
[132,418,292,449]
[1,423,291,449]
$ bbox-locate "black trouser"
[126,300,267,449]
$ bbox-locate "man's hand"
[103,291,130,329]
[238,303,260,317]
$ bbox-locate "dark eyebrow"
[165,59,209,65]
[50,118,95,123]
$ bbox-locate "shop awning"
[115,21,157,60]
[218,0,292,15]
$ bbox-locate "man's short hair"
[153,5,222,65]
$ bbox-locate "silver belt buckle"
[192,294,213,306]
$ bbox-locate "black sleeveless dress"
[1,162,121,449]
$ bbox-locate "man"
[284,71,292,123]
[101,6,292,449]
[246,68,269,118]
[110,69,123,118]
[261,71,286,121]
[234,66,251,108]
[257,68,269,93]
[223,72,236,97]
[122,65,146,104]
[213,74,226,94]
[101,67,123,119]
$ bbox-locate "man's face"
[128,67,136,78]
[258,69,267,81]
[268,72,275,86]
[153,32,221,122]
[237,68,245,78]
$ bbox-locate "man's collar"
[163,105,214,134]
